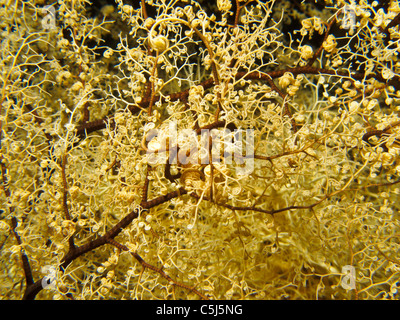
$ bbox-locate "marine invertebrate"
[1,0,400,300]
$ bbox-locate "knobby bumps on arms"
[1,0,400,300]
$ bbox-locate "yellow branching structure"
[1,0,400,300]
